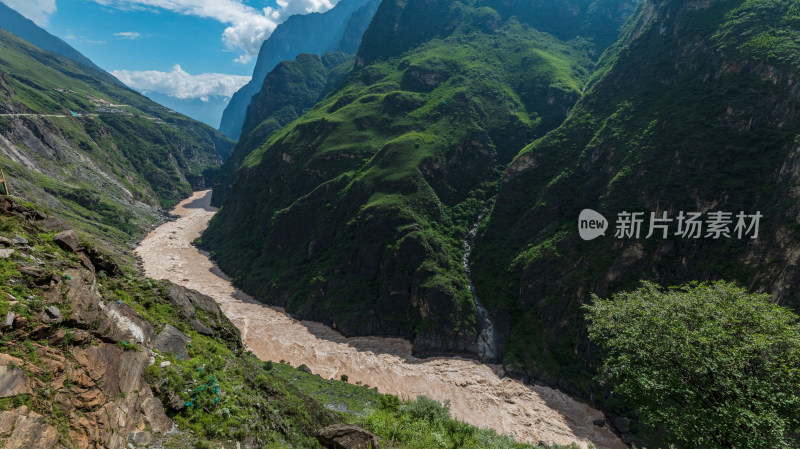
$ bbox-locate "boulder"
[316,424,380,449]
[154,325,189,358]
[0,364,32,398]
[3,311,13,328]
[43,305,63,324]
[53,230,79,253]
[12,234,28,245]
[0,248,13,258]
[0,236,12,246]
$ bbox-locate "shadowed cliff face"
[202,0,636,358]
[473,0,800,421]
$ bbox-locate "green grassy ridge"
[472,0,800,436]
[202,0,630,353]
[355,0,637,69]
[0,28,232,257]
[0,201,563,449]
[212,52,354,207]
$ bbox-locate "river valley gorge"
[136,190,625,449]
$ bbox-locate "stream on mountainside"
[135,190,625,449]
[463,212,500,362]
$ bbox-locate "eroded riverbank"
[135,190,625,449]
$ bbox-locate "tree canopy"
[584,281,800,448]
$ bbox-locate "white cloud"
[0,0,57,26]
[114,31,142,39]
[111,64,250,99]
[65,34,106,44]
[90,0,339,63]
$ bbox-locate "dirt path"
[135,190,626,449]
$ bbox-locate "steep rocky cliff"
[218,0,377,140]
[203,0,636,358]
[0,196,203,448]
[473,0,800,424]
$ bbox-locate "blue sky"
[0,0,339,105]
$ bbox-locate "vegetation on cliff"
[212,52,354,206]
[471,0,800,430]
[202,0,636,357]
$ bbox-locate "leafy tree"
[584,281,800,448]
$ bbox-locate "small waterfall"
[463,212,499,362]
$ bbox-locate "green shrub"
[585,281,800,449]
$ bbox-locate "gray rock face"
[127,430,154,446]
[164,284,241,346]
[52,229,79,252]
[62,268,155,346]
[2,311,13,328]
[0,406,61,449]
[0,363,32,398]
[11,234,27,245]
[154,325,189,358]
[165,284,219,317]
[316,424,380,449]
[0,248,13,258]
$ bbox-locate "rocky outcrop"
[0,407,63,449]
[164,283,242,346]
[316,424,380,449]
[52,229,79,252]
[0,196,181,448]
[154,325,190,358]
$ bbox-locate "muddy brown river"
[135,190,626,449]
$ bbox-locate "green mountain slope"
[0,28,233,257]
[473,0,800,425]
[213,52,354,206]
[202,0,636,357]
[218,0,376,140]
